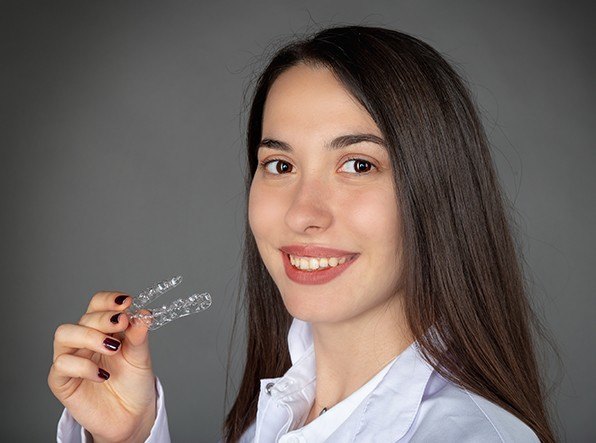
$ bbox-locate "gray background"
[1,0,594,441]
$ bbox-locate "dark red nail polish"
[103,337,121,351]
[115,295,128,305]
[98,368,110,380]
[110,313,121,324]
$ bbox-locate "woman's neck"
[305,296,413,424]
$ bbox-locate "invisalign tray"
[126,276,212,331]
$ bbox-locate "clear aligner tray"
[126,275,212,331]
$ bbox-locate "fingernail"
[110,313,121,324]
[103,337,121,351]
[98,368,110,380]
[115,295,129,305]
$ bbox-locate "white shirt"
[247,318,398,443]
[57,318,540,442]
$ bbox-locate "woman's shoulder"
[408,371,540,442]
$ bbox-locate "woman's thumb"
[121,309,153,369]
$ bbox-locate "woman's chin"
[282,297,352,324]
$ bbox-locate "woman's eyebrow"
[258,133,387,151]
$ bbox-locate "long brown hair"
[223,25,557,442]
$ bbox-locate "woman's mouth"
[281,251,359,285]
[288,253,357,271]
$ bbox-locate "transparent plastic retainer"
[126,276,212,331]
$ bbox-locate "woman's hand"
[48,291,157,442]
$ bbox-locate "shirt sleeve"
[56,375,170,443]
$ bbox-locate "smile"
[281,251,359,285]
[288,254,357,271]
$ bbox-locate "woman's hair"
[223,25,557,442]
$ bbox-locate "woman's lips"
[279,245,360,285]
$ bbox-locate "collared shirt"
[247,318,398,443]
[57,318,540,442]
[238,319,539,442]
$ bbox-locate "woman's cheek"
[342,186,391,230]
[248,182,282,242]
[248,181,264,240]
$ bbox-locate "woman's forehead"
[262,65,380,137]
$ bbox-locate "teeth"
[300,258,309,270]
[289,254,351,271]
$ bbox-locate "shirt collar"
[287,317,313,364]
[284,317,436,440]
[264,319,315,403]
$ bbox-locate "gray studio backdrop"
[2,1,594,441]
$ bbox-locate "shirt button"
[265,382,275,395]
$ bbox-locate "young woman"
[50,25,556,442]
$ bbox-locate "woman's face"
[249,63,405,325]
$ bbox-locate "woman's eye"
[339,158,376,174]
[261,159,293,175]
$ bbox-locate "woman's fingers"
[53,323,123,363]
[48,353,110,393]
[86,291,132,314]
[52,310,129,360]
[53,305,153,368]
[54,353,110,382]
[78,309,131,332]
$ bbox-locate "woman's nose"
[284,178,333,234]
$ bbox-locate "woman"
[50,25,556,442]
